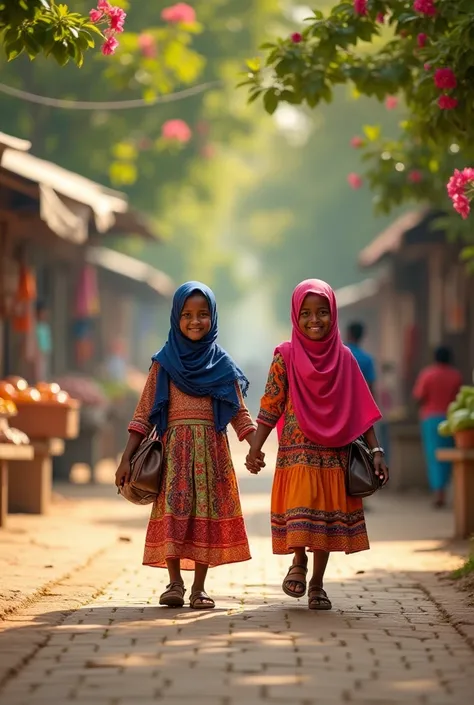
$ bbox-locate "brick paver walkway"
[0,440,473,705]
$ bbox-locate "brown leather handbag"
[119,434,163,505]
[346,437,384,498]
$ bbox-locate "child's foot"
[282,560,308,598]
[308,584,332,610]
[159,581,186,607]
[189,590,215,610]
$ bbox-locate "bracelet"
[370,447,385,456]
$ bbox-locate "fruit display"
[0,376,81,440]
[438,386,474,449]
[0,397,30,445]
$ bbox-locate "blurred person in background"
[346,321,376,394]
[413,346,462,509]
[35,301,52,382]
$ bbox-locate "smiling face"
[298,293,332,340]
[179,293,212,341]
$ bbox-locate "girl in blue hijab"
[116,282,263,609]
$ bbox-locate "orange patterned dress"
[258,353,369,555]
[129,362,254,570]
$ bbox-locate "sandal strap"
[190,591,215,606]
[308,586,330,601]
[163,581,186,595]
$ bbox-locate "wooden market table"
[8,438,65,516]
[0,443,34,528]
[436,448,474,539]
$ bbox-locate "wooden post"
[0,459,7,528]
[0,444,35,527]
[8,439,64,515]
[437,448,474,539]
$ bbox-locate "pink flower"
[350,136,364,148]
[376,13,385,24]
[434,68,457,90]
[347,173,363,189]
[408,170,423,184]
[101,34,119,55]
[138,33,157,58]
[97,0,111,11]
[438,95,458,110]
[447,168,474,219]
[108,6,126,33]
[385,96,398,110]
[424,62,432,71]
[161,3,196,24]
[162,119,192,143]
[354,0,368,16]
[413,0,437,16]
[417,33,427,48]
[89,9,103,23]
[291,32,303,43]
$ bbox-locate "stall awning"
[86,246,174,298]
[358,209,431,268]
[0,143,158,242]
[335,278,379,309]
[0,132,31,154]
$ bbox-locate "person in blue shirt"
[346,322,376,394]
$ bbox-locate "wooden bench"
[436,448,474,539]
[0,443,35,528]
[8,438,65,515]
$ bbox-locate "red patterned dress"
[258,353,369,555]
[129,362,255,570]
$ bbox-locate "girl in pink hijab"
[246,279,388,610]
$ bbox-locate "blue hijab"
[149,281,249,437]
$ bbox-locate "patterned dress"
[129,362,254,570]
[257,353,369,555]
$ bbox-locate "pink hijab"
[275,279,381,447]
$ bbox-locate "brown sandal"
[189,590,215,610]
[308,585,332,611]
[159,581,186,607]
[282,563,308,598]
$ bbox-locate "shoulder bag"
[346,437,384,498]
[119,432,163,505]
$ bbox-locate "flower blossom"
[447,168,474,219]
[291,32,303,43]
[347,173,363,189]
[434,68,457,90]
[376,13,385,24]
[138,34,157,58]
[408,170,423,184]
[162,119,192,143]
[161,3,196,24]
[90,2,126,54]
[417,33,427,48]
[438,95,458,110]
[385,96,398,110]
[413,0,437,16]
[101,34,119,55]
[350,136,364,148]
[354,0,368,16]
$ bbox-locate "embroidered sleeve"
[128,362,159,436]
[257,353,288,428]
[230,381,256,441]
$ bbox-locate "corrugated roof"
[86,246,174,297]
[358,209,430,268]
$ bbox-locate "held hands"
[373,453,389,486]
[245,446,265,475]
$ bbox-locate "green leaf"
[246,57,260,72]
[51,40,70,66]
[263,88,279,115]
[5,37,24,61]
